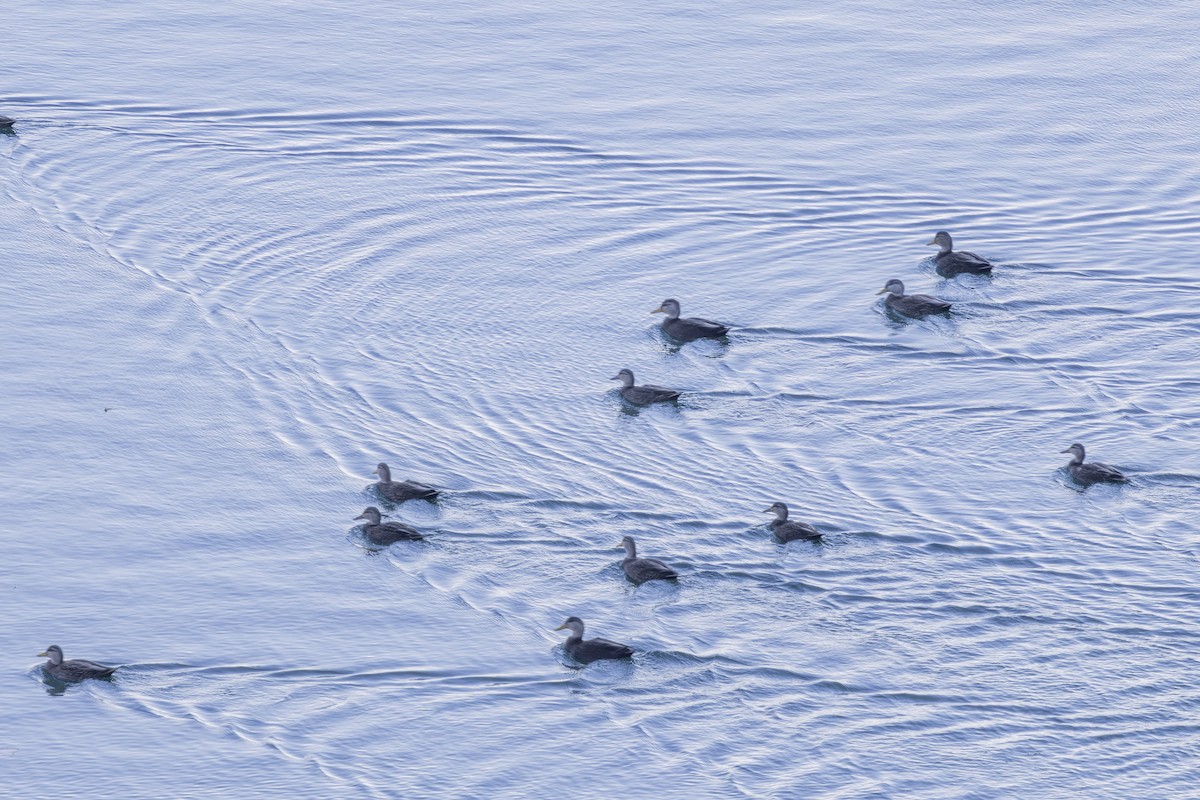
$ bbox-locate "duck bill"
[875,288,889,295]
[552,623,568,631]
[925,238,937,246]
[353,513,368,520]
[762,508,774,513]
[37,651,49,657]
[651,306,666,314]
[1059,449,1072,454]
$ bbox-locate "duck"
[37,645,117,682]
[611,369,680,406]
[876,279,952,318]
[553,617,634,664]
[372,463,439,503]
[619,536,679,584]
[764,502,822,542]
[927,231,994,277]
[0,115,15,132]
[353,506,424,544]
[1061,443,1128,486]
[652,299,729,342]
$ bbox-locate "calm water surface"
[3,2,1199,797]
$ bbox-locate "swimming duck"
[553,617,634,664]
[611,369,680,406]
[37,645,117,682]
[1061,443,1128,486]
[876,279,952,318]
[764,502,822,542]
[652,299,729,342]
[373,463,439,503]
[619,536,679,584]
[927,231,994,277]
[354,506,424,544]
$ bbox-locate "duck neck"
[376,465,392,483]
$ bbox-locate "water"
[3,2,1199,797]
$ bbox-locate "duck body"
[612,369,680,406]
[764,502,822,542]
[886,292,952,318]
[363,521,424,545]
[877,279,951,319]
[620,536,679,584]
[621,384,681,406]
[653,299,729,343]
[771,519,822,542]
[662,316,729,342]
[1068,462,1128,485]
[378,479,439,503]
[354,507,424,544]
[554,617,633,664]
[0,115,15,131]
[1061,444,1128,486]
[38,646,116,682]
[567,637,634,664]
[934,249,993,277]
[373,463,439,503]
[928,231,994,276]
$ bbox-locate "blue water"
[4,2,1199,797]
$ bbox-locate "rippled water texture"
[3,2,1200,797]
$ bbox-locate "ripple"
[7,8,1200,794]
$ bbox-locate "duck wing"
[958,249,991,264]
[622,385,681,405]
[379,480,439,502]
[641,384,680,396]
[624,557,679,583]
[937,249,993,276]
[56,659,117,681]
[572,637,634,663]
[890,294,952,318]
[1079,462,1128,484]
[775,520,821,542]
[664,316,729,342]
[367,521,424,544]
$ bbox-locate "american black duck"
[1061,443,1128,486]
[619,535,679,584]
[611,369,680,406]
[373,462,439,503]
[877,279,952,318]
[652,299,729,342]
[764,501,822,542]
[927,231,994,277]
[354,506,424,544]
[553,617,633,664]
[37,645,116,682]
